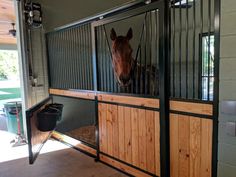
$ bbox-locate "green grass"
[0,88,21,100]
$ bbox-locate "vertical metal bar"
[85,24,89,90]
[80,27,86,90]
[139,45,142,94]
[78,27,82,89]
[50,34,54,88]
[57,33,61,88]
[91,24,98,91]
[55,33,59,88]
[179,0,182,98]
[155,9,159,97]
[207,0,212,100]
[61,31,64,89]
[149,11,153,96]
[74,28,79,89]
[45,34,51,88]
[67,29,70,89]
[192,0,196,99]
[89,24,93,90]
[96,28,100,91]
[66,30,70,89]
[100,27,104,91]
[63,30,67,89]
[69,28,73,89]
[70,28,74,89]
[87,24,91,90]
[185,0,189,98]
[199,0,204,99]
[62,31,66,88]
[212,0,220,176]
[102,28,108,92]
[99,27,103,91]
[84,25,89,90]
[172,1,176,98]
[144,13,148,95]
[87,24,92,90]
[82,26,87,89]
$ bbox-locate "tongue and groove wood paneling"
[98,103,160,176]
[170,114,213,177]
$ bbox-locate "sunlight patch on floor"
[0,130,69,163]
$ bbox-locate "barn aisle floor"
[0,131,127,177]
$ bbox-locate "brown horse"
[110,28,134,87]
[110,28,159,95]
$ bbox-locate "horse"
[110,28,159,95]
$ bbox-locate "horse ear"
[126,28,133,40]
[110,28,117,41]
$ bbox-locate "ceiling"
[0,0,16,45]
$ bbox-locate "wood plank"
[111,104,119,158]
[49,89,95,100]
[190,117,201,177]
[98,103,103,152]
[124,107,132,164]
[131,108,139,167]
[170,114,179,177]
[100,154,152,177]
[97,93,159,108]
[98,103,108,153]
[154,111,160,176]
[146,110,155,174]
[138,109,147,170]
[118,106,125,161]
[106,104,113,156]
[0,0,16,45]
[51,131,97,156]
[170,101,213,115]
[200,119,213,177]
[178,115,190,177]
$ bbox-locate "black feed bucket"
[45,103,64,121]
[37,108,60,132]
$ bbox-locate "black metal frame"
[159,1,170,177]
[91,1,162,98]
[91,1,169,177]
[212,0,220,177]
[42,0,221,177]
[26,97,52,164]
[100,152,159,177]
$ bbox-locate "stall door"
[26,97,53,164]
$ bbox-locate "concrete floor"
[0,131,127,177]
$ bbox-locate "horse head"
[110,28,134,87]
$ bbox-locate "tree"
[0,50,19,80]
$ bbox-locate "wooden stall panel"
[170,114,213,177]
[49,89,95,100]
[170,101,213,116]
[97,93,160,108]
[98,103,160,176]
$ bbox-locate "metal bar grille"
[96,10,160,97]
[170,0,215,101]
[46,23,93,90]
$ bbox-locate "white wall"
[218,1,236,177]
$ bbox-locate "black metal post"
[212,0,220,176]
[159,0,170,177]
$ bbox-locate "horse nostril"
[120,75,130,85]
